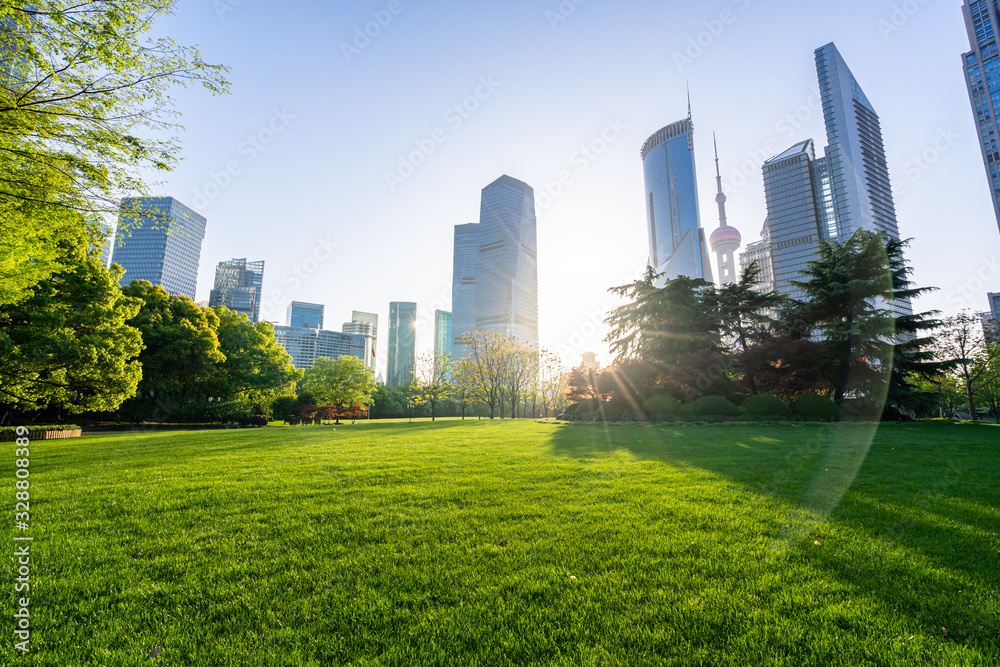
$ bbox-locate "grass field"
[4,420,998,666]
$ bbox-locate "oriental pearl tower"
[709,134,742,285]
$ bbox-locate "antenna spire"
[687,82,692,119]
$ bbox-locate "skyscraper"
[962,1,1000,234]
[343,311,378,373]
[208,258,264,323]
[273,327,366,371]
[111,197,207,299]
[641,109,714,284]
[451,223,480,359]
[387,302,417,387]
[434,310,452,359]
[708,135,742,285]
[286,302,324,330]
[451,176,539,359]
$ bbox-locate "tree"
[0,1,228,304]
[120,281,225,422]
[0,228,143,416]
[935,312,998,419]
[412,352,453,421]
[537,349,567,418]
[503,341,537,419]
[300,356,377,425]
[452,359,483,420]
[459,330,510,419]
[975,340,1000,424]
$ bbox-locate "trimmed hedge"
[743,395,792,419]
[562,403,580,417]
[577,398,602,415]
[693,396,739,418]
[791,395,838,422]
[677,404,695,419]
[643,394,681,416]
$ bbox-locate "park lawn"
[3,420,998,666]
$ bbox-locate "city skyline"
[962,0,1000,235]
[208,258,265,323]
[140,1,997,370]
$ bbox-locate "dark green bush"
[791,395,838,422]
[743,395,792,419]
[602,400,637,421]
[561,403,579,418]
[693,396,738,418]
[643,394,681,416]
[677,404,695,420]
[577,398,602,415]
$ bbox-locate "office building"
[286,302,324,330]
[990,292,1000,319]
[387,302,417,387]
[739,223,775,293]
[451,223,481,359]
[343,311,378,373]
[273,327,366,371]
[111,197,207,299]
[208,258,264,323]
[434,310,452,359]
[451,176,540,360]
[641,108,714,284]
[962,1,1000,234]
[708,135,741,285]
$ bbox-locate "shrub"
[602,400,636,421]
[577,398,602,415]
[677,404,695,420]
[643,394,681,416]
[743,395,792,420]
[693,395,738,418]
[838,401,865,422]
[791,395,838,422]
[562,403,579,418]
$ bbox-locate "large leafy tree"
[411,352,453,422]
[0,227,143,416]
[934,312,998,420]
[300,356,377,425]
[0,1,228,303]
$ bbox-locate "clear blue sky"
[149,0,996,374]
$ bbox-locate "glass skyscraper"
[451,176,539,359]
[434,310,452,359]
[111,197,207,299]
[963,1,1000,234]
[387,302,417,387]
[208,258,264,323]
[641,114,713,284]
[286,302,324,330]
[343,311,378,373]
[273,327,366,371]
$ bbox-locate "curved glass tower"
[641,115,713,284]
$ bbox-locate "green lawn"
[4,420,999,666]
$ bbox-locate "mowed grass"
[4,420,999,666]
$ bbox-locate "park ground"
[3,419,998,666]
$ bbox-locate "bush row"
[562,394,840,423]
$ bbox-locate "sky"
[142,0,999,376]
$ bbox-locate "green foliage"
[0,230,143,414]
[742,395,792,419]
[791,395,838,422]
[677,404,695,419]
[0,424,79,434]
[642,394,681,416]
[693,395,739,418]
[601,399,635,421]
[576,398,602,415]
[561,403,579,418]
[301,357,377,424]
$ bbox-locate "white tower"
[708,135,742,285]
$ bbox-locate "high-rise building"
[434,310,452,359]
[343,311,378,373]
[273,327,366,371]
[708,135,742,285]
[111,197,207,299]
[451,176,539,360]
[962,1,1000,234]
[739,222,775,294]
[451,223,481,359]
[286,302,324,330]
[641,109,714,284]
[387,302,417,387]
[208,258,264,323]
[989,292,1000,320]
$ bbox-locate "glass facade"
[963,1,1000,234]
[343,311,378,372]
[435,310,452,359]
[273,327,366,371]
[387,302,417,387]
[990,292,1000,319]
[111,197,207,299]
[208,258,264,323]
[641,117,713,284]
[286,302,324,330]
[451,223,480,360]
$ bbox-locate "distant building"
[387,302,417,387]
[343,311,378,373]
[641,110,714,284]
[962,1,1000,235]
[434,310,452,359]
[273,327,366,371]
[286,302,324,330]
[990,292,1000,320]
[111,197,207,299]
[451,223,481,359]
[581,352,600,370]
[208,258,264,322]
[708,135,741,285]
[739,223,775,294]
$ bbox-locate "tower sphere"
[710,225,742,253]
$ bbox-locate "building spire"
[714,132,727,228]
[687,81,692,119]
